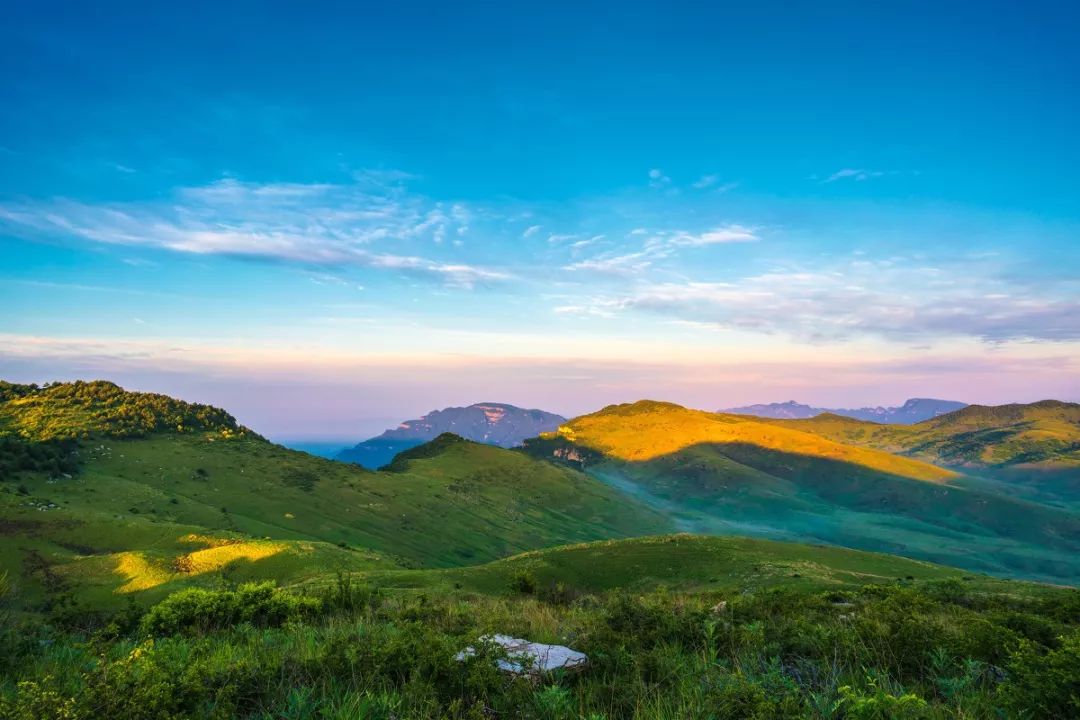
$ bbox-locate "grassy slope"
[764,400,1080,470]
[1,384,673,608]
[523,401,1080,583]
[8,535,1078,720]
[349,533,972,596]
[1,433,672,606]
[5,383,1078,613]
[553,400,954,482]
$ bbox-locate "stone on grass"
[455,634,588,676]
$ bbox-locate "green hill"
[523,401,1080,583]
[5,383,1079,609]
[764,400,1080,469]
[348,533,970,596]
[0,381,670,610]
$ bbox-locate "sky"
[2,1,1079,440]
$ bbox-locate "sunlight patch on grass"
[114,551,173,593]
[177,533,244,548]
[559,401,955,482]
[174,541,287,574]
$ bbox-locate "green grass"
[1,427,671,610]
[540,400,955,482]
[2,537,1078,719]
[522,401,1080,584]
[338,534,971,596]
[7,385,1080,612]
[763,401,1080,470]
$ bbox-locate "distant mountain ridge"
[722,398,968,424]
[336,402,566,468]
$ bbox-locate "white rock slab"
[455,634,588,675]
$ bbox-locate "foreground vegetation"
[1,543,1078,719]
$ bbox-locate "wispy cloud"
[0,176,508,288]
[692,174,718,189]
[648,168,671,188]
[563,249,660,276]
[691,174,740,192]
[522,224,541,239]
[560,257,1080,343]
[7,279,179,297]
[668,224,759,246]
[559,224,757,277]
[824,168,887,182]
[570,235,604,250]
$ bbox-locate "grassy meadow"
[2,536,1079,719]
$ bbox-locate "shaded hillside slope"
[527,400,954,480]
[763,400,1080,469]
[523,401,1080,582]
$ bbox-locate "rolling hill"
[4,384,1080,719]
[523,400,1080,582]
[0,381,668,609]
[336,402,566,468]
[763,400,1080,470]
[5,382,1080,613]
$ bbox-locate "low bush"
[998,628,1080,718]
[140,582,321,636]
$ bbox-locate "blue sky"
[2,1,1079,439]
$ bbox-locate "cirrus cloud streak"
[557,258,1080,343]
[0,177,508,288]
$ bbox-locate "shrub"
[998,630,1080,718]
[705,671,804,719]
[510,570,537,595]
[140,582,321,636]
[834,679,929,719]
[321,571,379,613]
[538,580,581,606]
[0,676,80,720]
